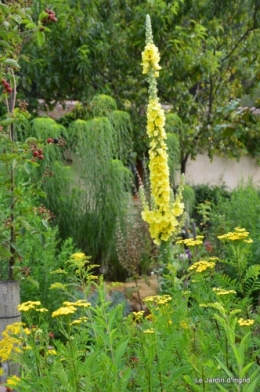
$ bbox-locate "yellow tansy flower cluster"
[188,260,215,273]
[217,227,252,242]
[132,311,145,321]
[180,320,189,329]
[143,294,172,305]
[52,300,91,318]
[47,349,57,356]
[143,328,155,334]
[238,318,255,326]
[140,15,184,245]
[212,288,236,295]
[176,238,203,246]
[6,375,21,387]
[17,301,42,312]
[70,316,88,326]
[70,252,86,259]
[52,306,77,318]
[0,322,23,362]
[63,300,91,308]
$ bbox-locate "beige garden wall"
[183,154,260,190]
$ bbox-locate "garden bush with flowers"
[1,11,260,392]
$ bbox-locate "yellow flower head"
[141,43,161,75]
[188,260,215,273]
[238,318,255,326]
[218,228,250,241]
[143,328,155,334]
[70,252,86,259]
[52,306,77,318]
[212,288,236,295]
[6,375,21,387]
[17,301,41,312]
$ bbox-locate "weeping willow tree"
[27,95,133,275]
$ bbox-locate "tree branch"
[221,3,259,63]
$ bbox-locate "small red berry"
[38,154,44,160]
[1,79,6,85]
[38,148,43,154]
[3,81,9,88]
[7,87,12,93]
[47,138,53,143]
[33,150,39,157]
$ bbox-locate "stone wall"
[183,154,260,190]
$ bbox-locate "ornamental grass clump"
[140,15,185,247]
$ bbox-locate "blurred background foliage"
[17,0,260,170]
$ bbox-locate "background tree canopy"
[19,0,260,172]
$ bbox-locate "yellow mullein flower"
[140,15,185,246]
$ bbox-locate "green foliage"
[23,97,134,273]
[182,185,196,216]
[0,0,54,280]
[2,242,260,391]
[193,183,231,206]
[209,181,260,261]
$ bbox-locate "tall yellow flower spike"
[140,15,184,246]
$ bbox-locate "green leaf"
[26,277,40,289]
[115,338,129,367]
[214,357,234,379]
[25,22,36,30]
[217,385,230,392]
[21,19,32,25]
[240,361,255,378]
[2,58,20,69]
[0,247,12,258]
[19,219,31,231]
[0,4,9,15]
[37,30,45,46]
[34,190,47,198]
[243,378,260,392]
[0,40,11,49]
[19,227,26,236]
[39,233,45,247]
[41,220,49,230]
[0,117,15,126]
[39,11,48,21]
[23,162,32,175]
